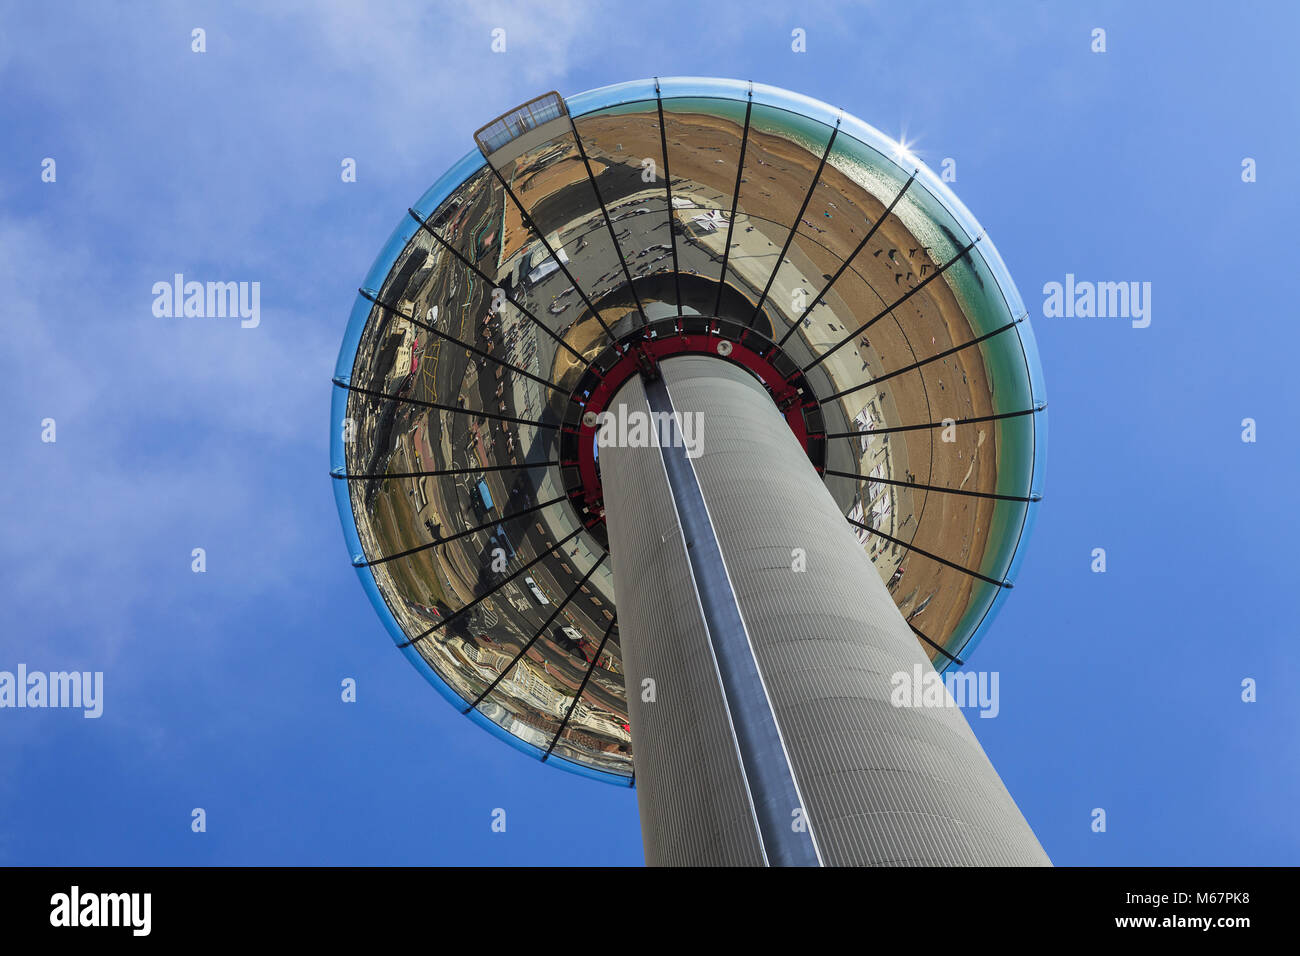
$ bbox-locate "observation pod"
[332,78,1049,866]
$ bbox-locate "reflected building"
[331,79,1049,866]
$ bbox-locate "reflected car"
[524,576,550,606]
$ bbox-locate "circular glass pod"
[330,78,1047,785]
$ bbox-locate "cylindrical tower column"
[600,354,1050,866]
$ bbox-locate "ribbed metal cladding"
[657,355,1050,866]
[604,354,1050,866]
[600,374,768,866]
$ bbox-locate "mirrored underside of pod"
[332,79,1046,783]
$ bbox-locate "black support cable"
[654,80,683,315]
[407,208,586,363]
[712,89,753,317]
[845,516,1011,589]
[359,286,564,393]
[824,404,1044,440]
[822,318,1021,402]
[334,460,559,482]
[482,163,625,354]
[398,526,585,647]
[823,469,1041,503]
[355,495,566,568]
[567,113,648,326]
[465,554,609,711]
[334,379,558,431]
[909,623,963,666]
[802,234,980,370]
[747,118,840,329]
[544,616,618,759]
[776,171,917,349]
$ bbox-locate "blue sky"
[1,0,1297,865]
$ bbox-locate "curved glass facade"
[332,78,1046,783]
